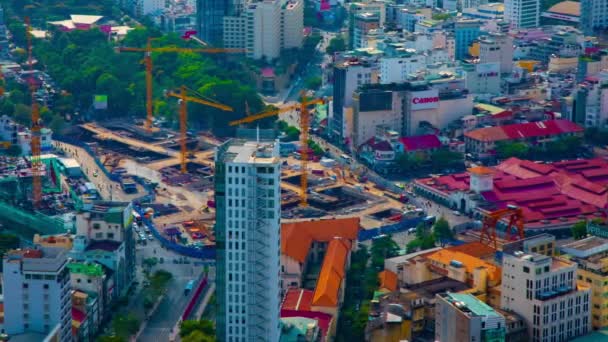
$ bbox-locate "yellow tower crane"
[116,38,244,132]
[229,94,328,206]
[165,85,232,174]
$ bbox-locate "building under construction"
[0,154,73,236]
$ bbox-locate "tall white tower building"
[504,0,540,29]
[215,139,281,341]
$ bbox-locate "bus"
[184,279,195,296]
[340,154,352,164]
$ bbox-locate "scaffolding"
[247,172,272,341]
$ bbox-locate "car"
[452,210,462,216]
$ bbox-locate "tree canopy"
[571,221,587,240]
[326,36,346,55]
[180,319,215,341]
[29,26,264,136]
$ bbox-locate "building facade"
[223,0,303,61]
[504,0,540,28]
[215,140,281,341]
[70,202,135,301]
[454,19,481,60]
[501,251,591,342]
[436,292,506,342]
[580,0,608,35]
[3,247,71,342]
[478,33,514,74]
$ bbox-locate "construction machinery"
[165,85,232,173]
[229,93,328,206]
[25,17,42,207]
[479,204,525,250]
[116,38,244,132]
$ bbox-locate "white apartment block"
[141,0,165,15]
[223,0,303,61]
[215,140,281,341]
[502,251,591,342]
[504,0,540,29]
[3,247,72,341]
[380,55,424,84]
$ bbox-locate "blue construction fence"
[358,217,424,241]
[134,205,216,260]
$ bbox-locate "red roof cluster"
[465,119,583,142]
[415,157,608,228]
[399,134,442,151]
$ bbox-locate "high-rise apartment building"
[501,250,591,342]
[223,0,303,61]
[3,247,72,341]
[197,0,243,46]
[215,140,281,341]
[454,19,481,60]
[331,58,377,142]
[478,32,514,74]
[436,292,506,342]
[581,0,608,35]
[504,0,540,28]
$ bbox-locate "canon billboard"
[410,89,440,110]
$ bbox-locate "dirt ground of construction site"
[60,122,410,248]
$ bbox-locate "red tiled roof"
[415,157,608,228]
[362,137,393,151]
[399,134,441,151]
[465,120,583,142]
[282,289,314,311]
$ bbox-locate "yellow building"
[561,236,608,329]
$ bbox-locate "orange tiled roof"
[445,242,496,259]
[312,239,351,307]
[281,217,360,263]
[468,166,494,175]
[425,249,502,282]
[378,270,398,292]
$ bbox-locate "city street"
[135,233,207,342]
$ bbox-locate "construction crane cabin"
[116,38,244,134]
[165,85,232,174]
[229,92,328,206]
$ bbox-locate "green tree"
[9,89,25,105]
[433,217,453,245]
[429,149,462,170]
[496,141,529,159]
[182,331,215,342]
[111,313,139,339]
[97,336,126,342]
[180,319,215,338]
[396,153,424,171]
[407,224,436,252]
[326,36,346,55]
[49,114,66,133]
[305,76,322,90]
[13,104,31,126]
[5,144,22,157]
[571,221,587,240]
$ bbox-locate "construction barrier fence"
[134,205,216,259]
[358,216,424,241]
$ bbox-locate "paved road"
[136,234,206,342]
[54,141,142,202]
